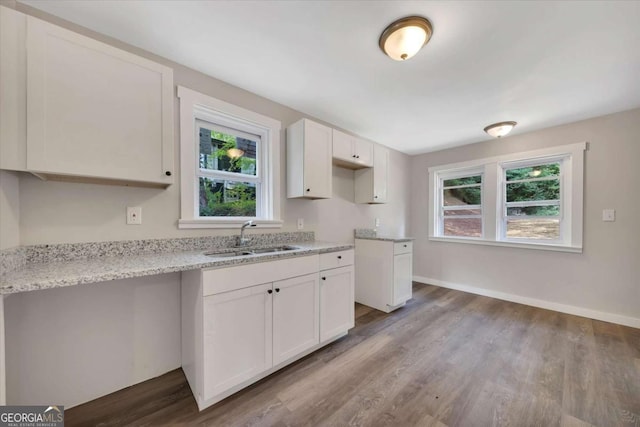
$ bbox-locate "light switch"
[602,209,615,222]
[297,218,304,230]
[127,207,142,225]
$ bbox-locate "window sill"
[428,236,582,253]
[178,219,284,229]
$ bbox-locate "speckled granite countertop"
[0,236,353,295]
[354,228,414,243]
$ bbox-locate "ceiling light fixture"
[379,16,433,61]
[484,121,517,138]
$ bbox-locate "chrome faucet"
[238,220,257,246]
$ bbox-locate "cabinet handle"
[352,155,356,158]
[275,288,280,293]
[165,171,172,176]
[356,155,360,159]
[404,244,407,247]
[322,277,326,280]
[374,195,378,199]
[306,188,310,192]
[267,289,273,294]
[337,255,342,259]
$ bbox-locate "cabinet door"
[203,283,273,400]
[272,273,320,365]
[303,120,332,198]
[332,129,353,163]
[392,252,413,306]
[354,138,373,168]
[26,16,174,185]
[372,144,389,203]
[320,266,355,342]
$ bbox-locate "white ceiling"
[20,0,640,154]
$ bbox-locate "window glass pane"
[506,219,560,240]
[444,218,482,237]
[443,175,481,187]
[443,187,481,206]
[506,206,560,217]
[199,177,256,217]
[506,180,559,203]
[199,128,257,176]
[506,163,559,181]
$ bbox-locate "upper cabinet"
[0,6,174,187]
[286,118,332,199]
[355,144,389,204]
[332,129,373,169]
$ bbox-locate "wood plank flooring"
[66,283,640,427]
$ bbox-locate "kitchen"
[0,1,638,426]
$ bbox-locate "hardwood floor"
[66,283,640,427]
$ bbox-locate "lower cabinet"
[182,252,354,411]
[272,273,320,365]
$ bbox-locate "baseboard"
[413,275,640,329]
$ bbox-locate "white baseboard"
[413,275,640,329]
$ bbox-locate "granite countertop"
[355,236,414,243]
[353,228,413,243]
[0,238,353,295]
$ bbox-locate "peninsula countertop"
[0,240,353,295]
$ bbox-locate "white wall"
[4,273,181,407]
[0,3,411,408]
[411,108,640,327]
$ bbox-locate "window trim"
[437,167,485,239]
[428,142,586,252]
[178,86,282,229]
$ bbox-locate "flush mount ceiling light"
[226,148,245,159]
[379,16,433,61]
[484,121,517,138]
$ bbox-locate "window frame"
[178,86,282,229]
[498,156,567,245]
[436,168,485,240]
[428,142,586,253]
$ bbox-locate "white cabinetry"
[273,273,320,365]
[355,239,413,313]
[319,250,355,342]
[182,251,352,411]
[332,129,373,169]
[0,6,174,187]
[202,283,272,399]
[355,144,389,204]
[286,118,332,199]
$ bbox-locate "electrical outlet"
[297,218,304,230]
[375,218,381,227]
[127,207,142,225]
[602,209,615,222]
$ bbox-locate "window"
[438,171,483,238]
[501,160,562,241]
[429,143,586,252]
[178,86,282,228]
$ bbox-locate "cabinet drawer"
[319,249,354,270]
[394,241,412,255]
[203,255,319,296]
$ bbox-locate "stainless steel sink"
[204,245,299,258]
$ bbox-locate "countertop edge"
[0,242,354,295]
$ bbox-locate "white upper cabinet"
[355,144,389,204]
[332,129,373,169]
[0,7,174,187]
[286,118,332,199]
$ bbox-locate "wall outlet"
[602,209,615,222]
[375,218,381,227]
[127,207,142,225]
[297,218,304,230]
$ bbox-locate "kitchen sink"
[204,245,299,258]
